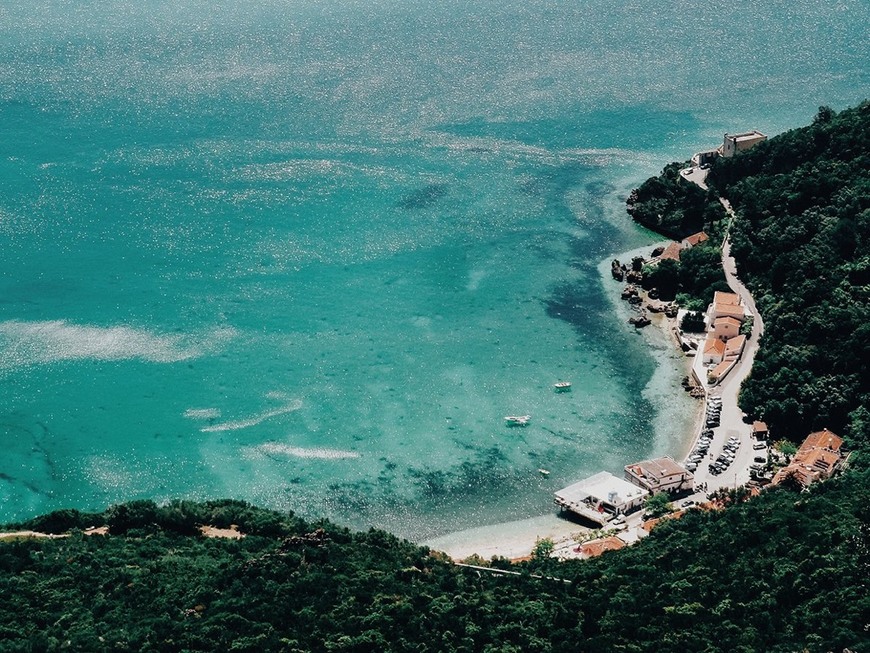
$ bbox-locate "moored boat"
[504,415,531,427]
[553,381,572,392]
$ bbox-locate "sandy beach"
[423,513,592,561]
[422,241,702,561]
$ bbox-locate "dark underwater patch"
[396,183,448,210]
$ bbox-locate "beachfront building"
[708,360,734,385]
[682,231,709,248]
[724,334,746,360]
[713,316,742,341]
[720,130,767,158]
[574,536,625,559]
[658,233,709,264]
[702,336,726,365]
[771,429,845,488]
[709,291,745,324]
[659,241,683,262]
[554,472,648,526]
[624,456,694,495]
[699,289,750,385]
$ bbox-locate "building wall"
[714,320,740,341]
[624,468,694,495]
[722,132,767,158]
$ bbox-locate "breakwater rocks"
[613,254,677,328]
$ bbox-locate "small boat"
[553,381,572,392]
[538,468,550,476]
[504,415,531,427]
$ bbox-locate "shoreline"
[421,240,702,561]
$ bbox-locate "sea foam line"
[200,399,303,433]
[255,443,360,460]
[0,320,235,370]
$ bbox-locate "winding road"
[679,184,767,496]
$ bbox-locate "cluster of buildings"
[702,290,748,384]
[658,230,709,263]
[771,428,846,488]
[554,456,694,527]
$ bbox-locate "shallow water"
[0,0,866,538]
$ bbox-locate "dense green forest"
[708,103,870,445]
[2,105,868,653]
[626,161,726,239]
[1,476,868,653]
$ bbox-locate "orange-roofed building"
[708,360,734,384]
[724,334,746,360]
[576,536,626,558]
[682,232,709,248]
[711,302,745,322]
[659,242,682,262]
[624,456,694,495]
[752,421,769,439]
[702,336,726,364]
[713,291,740,306]
[714,316,742,341]
[771,429,845,488]
[799,428,843,453]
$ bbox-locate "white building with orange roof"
[702,336,726,364]
[724,334,746,360]
[713,316,742,341]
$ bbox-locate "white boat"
[553,381,572,392]
[504,415,531,427]
[538,468,550,476]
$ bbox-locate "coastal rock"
[621,285,638,300]
[651,246,665,257]
[611,259,625,281]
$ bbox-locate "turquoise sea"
[0,0,866,538]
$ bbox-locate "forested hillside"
[626,161,726,239]
[707,103,870,445]
[0,478,868,653]
[1,105,868,653]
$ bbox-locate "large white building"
[554,472,648,526]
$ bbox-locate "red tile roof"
[683,232,709,247]
[659,242,682,261]
[712,303,745,320]
[800,429,843,452]
[579,536,626,557]
[704,337,726,355]
[713,291,741,306]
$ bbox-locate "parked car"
[754,456,766,463]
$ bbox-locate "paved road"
[679,206,767,499]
